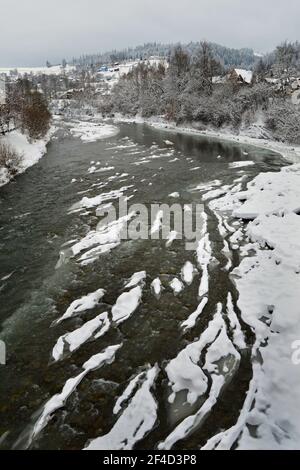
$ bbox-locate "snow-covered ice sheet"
[72,186,134,210]
[169,278,184,295]
[69,122,119,142]
[54,289,105,324]
[206,162,300,449]
[52,312,110,361]
[151,278,162,297]
[161,304,240,449]
[70,212,136,265]
[31,344,122,441]
[124,271,146,289]
[181,261,196,285]
[112,286,143,324]
[84,365,158,450]
[181,297,208,331]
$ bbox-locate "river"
[0,122,285,450]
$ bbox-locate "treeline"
[0,78,51,139]
[102,42,300,144]
[255,41,300,78]
[73,41,258,70]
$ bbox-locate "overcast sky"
[0,0,299,66]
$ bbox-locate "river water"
[0,122,284,450]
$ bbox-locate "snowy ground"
[205,164,300,449]
[0,129,55,187]
[0,65,75,76]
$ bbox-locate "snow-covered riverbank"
[203,165,300,449]
[0,128,55,187]
[114,115,300,164]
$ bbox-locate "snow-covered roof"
[234,69,253,84]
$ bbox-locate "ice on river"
[206,162,300,449]
[112,286,143,324]
[84,365,158,450]
[54,288,105,324]
[70,212,136,265]
[31,344,122,442]
[69,122,119,142]
[161,304,240,449]
[52,312,110,361]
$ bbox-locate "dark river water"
[0,122,284,450]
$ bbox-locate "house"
[0,77,6,104]
[228,68,253,85]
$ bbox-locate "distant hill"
[72,41,260,70]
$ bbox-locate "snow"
[53,289,105,325]
[181,261,196,285]
[0,65,75,76]
[69,121,119,142]
[181,297,208,331]
[151,278,162,297]
[0,128,54,187]
[112,286,143,324]
[113,372,144,414]
[52,312,110,361]
[70,212,136,265]
[88,165,114,174]
[160,304,240,449]
[72,186,134,210]
[202,161,300,450]
[31,344,122,441]
[234,69,253,84]
[124,271,146,289]
[202,186,231,201]
[166,230,178,247]
[166,304,223,406]
[197,235,211,297]
[232,165,300,220]
[169,278,184,295]
[229,161,255,168]
[84,365,158,450]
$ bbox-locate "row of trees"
[0,78,51,139]
[255,41,300,79]
[72,41,258,70]
[103,42,300,144]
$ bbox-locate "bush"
[0,143,21,176]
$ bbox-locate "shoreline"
[113,114,300,164]
[0,127,56,188]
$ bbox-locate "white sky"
[0,0,299,66]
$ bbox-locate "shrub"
[0,142,21,176]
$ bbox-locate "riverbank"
[0,128,55,188]
[202,164,300,449]
[113,114,300,164]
